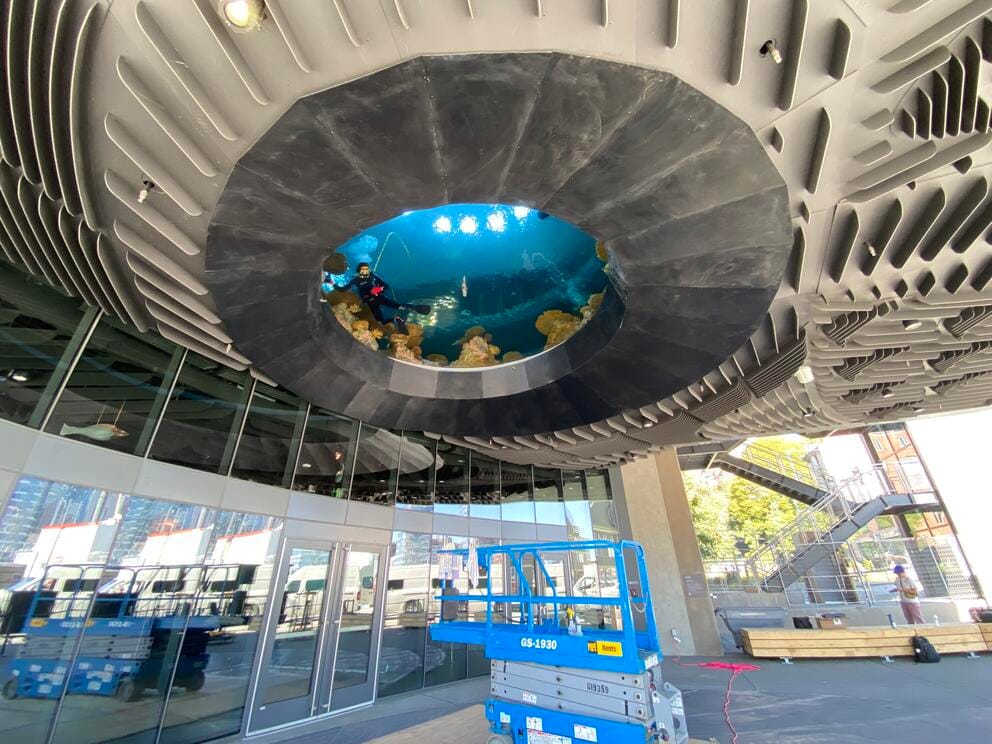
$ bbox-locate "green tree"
[685,471,735,559]
[683,436,814,557]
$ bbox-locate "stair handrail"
[743,465,896,582]
[734,442,830,491]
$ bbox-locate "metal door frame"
[320,542,389,713]
[246,537,339,733]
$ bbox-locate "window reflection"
[148,353,253,475]
[0,477,124,744]
[0,477,279,744]
[395,432,435,510]
[425,535,467,686]
[434,443,469,516]
[263,548,332,705]
[293,407,358,498]
[378,532,431,698]
[500,463,535,523]
[533,467,565,525]
[160,511,277,743]
[44,316,180,456]
[349,425,401,505]
[469,453,500,520]
[230,383,306,488]
[330,550,380,705]
[0,263,90,427]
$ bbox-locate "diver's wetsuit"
[336,272,406,324]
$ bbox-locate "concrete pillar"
[611,450,723,656]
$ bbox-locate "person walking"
[889,564,924,624]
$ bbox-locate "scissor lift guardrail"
[429,540,688,744]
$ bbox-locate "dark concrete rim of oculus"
[205,52,792,438]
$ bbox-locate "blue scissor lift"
[430,540,688,744]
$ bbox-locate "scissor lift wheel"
[486,735,512,744]
[2,678,18,700]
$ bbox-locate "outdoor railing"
[742,461,936,586]
[730,443,833,490]
[703,534,979,607]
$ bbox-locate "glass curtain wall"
[148,353,254,475]
[0,262,93,426]
[44,315,183,456]
[0,475,278,744]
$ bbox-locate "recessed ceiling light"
[881,389,895,399]
[219,0,266,30]
[433,216,452,233]
[794,365,815,384]
[459,216,478,234]
[10,371,28,383]
[902,319,923,331]
[512,206,531,220]
[912,406,925,414]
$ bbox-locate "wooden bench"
[981,623,992,650]
[742,623,989,660]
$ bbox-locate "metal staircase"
[711,443,834,505]
[745,466,918,593]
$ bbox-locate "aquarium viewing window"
[321,204,609,368]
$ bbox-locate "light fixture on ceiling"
[912,406,925,414]
[137,179,155,203]
[760,39,783,64]
[794,365,815,384]
[801,408,815,419]
[864,241,877,257]
[218,0,266,31]
[10,371,28,383]
[881,389,895,399]
[902,319,923,331]
[301,462,312,469]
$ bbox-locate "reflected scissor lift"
[430,540,688,744]
[2,562,255,702]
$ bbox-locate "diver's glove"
[370,286,385,296]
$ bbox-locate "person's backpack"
[912,635,940,663]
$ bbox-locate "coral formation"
[323,251,348,274]
[386,322,425,365]
[425,354,450,367]
[450,334,501,367]
[535,309,581,350]
[502,351,524,363]
[350,320,382,350]
[453,325,491,347]
[595,240,609,263]
[534,290,606,351]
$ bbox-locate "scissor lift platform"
[429,540,688,744]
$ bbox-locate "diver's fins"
[392,316,409,335]
[405,303,432,315]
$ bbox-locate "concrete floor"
[273,654,992,743]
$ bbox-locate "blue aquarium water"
[324,204,606,360]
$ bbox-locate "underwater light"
[459,216,478,234]
[513,206,531,219]
[434,216,452,233]
[487,210,507,232]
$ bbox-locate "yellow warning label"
[29,619,47,628]
[588,640,623,657]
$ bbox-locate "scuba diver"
[335,262,431,334]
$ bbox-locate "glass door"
[323,545,387,711]
[248,540,336,731]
